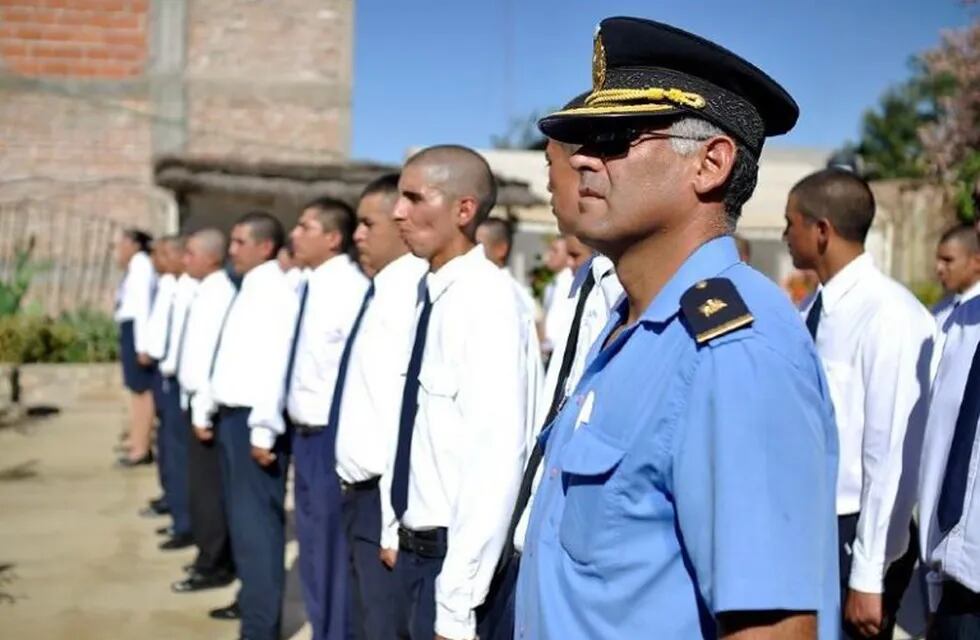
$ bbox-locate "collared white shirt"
[399,245,527,639]
[543,267,574,355]
[193,261,298,449]
[919,294,980,610]
[180,269,236,404]
[145,273,177,362]
[802,252,934,592]
[931,281,980,381]
[114,251,157,354]
[286,254,369,426]
[158,274,199,377]
[336,253,428,551]
[514,254,622,552]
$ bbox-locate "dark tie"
[937,338,980,534]
[160,296,176,362]
[326,283,375,429]
[391,284,433,519]
[284,282,310,396]
[208,288,240,380]
[172,298,194,375]
[805,291,823,340]
[498,268,597,567]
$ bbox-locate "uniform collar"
[639,235,741,324]
[309,253,356,282]
[957,280,980,306]
[241,259,280,291]
[819,252,874,315]
[375,252,426,290]
[426,244,486,303]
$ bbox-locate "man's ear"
[456,196,479,229]
[692,136,737,197]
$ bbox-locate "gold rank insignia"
[592,26,606,92]
[680,278,754,344]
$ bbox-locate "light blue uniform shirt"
[516,236,840,639]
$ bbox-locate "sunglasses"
[579,129,712,159]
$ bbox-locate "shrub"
[0,310,118,364]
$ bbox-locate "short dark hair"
[939,223,980,253]
[123,228,153,253]
[360,172,401,202]
[478,217,514,259]
[234,210,285,260]
[302,196,357,255]
[723,143,759,226]
[790,168,876,243]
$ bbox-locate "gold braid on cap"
[552,87,707,116]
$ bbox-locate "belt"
[398,526,448,559]
[292,422,326,436]
[340,476,380,495]
[942,581,980,612]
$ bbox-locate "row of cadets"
[171,230,238,600]
[283,195,369,640]
[190,212,299,640]
[113,228,157,467]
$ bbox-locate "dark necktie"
[284,282,310,396]
[805,291,823,340]
[937,338,980,534]
[498,268,597,566]
[208,284,241,380]
[172,295,194,375]
[326,283,375,429]
[160,294,176,362]
[391,284,433,519]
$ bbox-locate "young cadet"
[144,236,195,550]
[285,196,369,640]
[171,229,236,604]
[332,174,427,639]
[390,145,527,640]
[932,224,980,379]
[785,169,933,639]
[919,226,980,639]
[479,99,623,640]
[190,212,298,640]
[114,228,157,467]
[518,17,840,639]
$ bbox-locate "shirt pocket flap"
[418,367,459,399]
[560,428,626,476]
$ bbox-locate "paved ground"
[0,400,310,640]
[0,396,929,639]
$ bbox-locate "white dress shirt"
[802,252,934,593]
[158,274,199,377]
[501,266,546,458]
[286,254,369,426]
[400,245,527,639]
[543,267,574,355]
[336,253,428,551]
[514,254,622,552]
[145,273,177,362]
[919,294,980,610]
[931,281,980,381]
[193,261,298,449]
[114,251,157,354]
[180,269,236,405]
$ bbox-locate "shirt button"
[549,467,558,479]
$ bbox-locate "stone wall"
[16,362,125,408]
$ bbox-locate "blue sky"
[351,0,974,164]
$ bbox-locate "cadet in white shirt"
[932,224,980,379]
[172,229,237,598]
[918,227,980,639]
[285,196,369,640]
[113,228,158,466]
[332,174,427,640]
[191,212,299,640]
[784,168,934,639]
[541,237,574,360]
[479,134,622,640]
[390,145,527,640]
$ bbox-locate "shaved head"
[191,228,227,263]
[404,145,498,228]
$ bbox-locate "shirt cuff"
[249,425,276,450]
[848,553,885,594]
[434,600,475,640]
[380,521,399,552]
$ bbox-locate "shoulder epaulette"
[680,278,754,344]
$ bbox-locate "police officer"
[517,17,840,639]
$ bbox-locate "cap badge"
[592,28,607,92]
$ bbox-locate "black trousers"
[929,580,980,640]
[838,514,918,639]
[185,407,233,576]
[342,483,396,640]
[393,548,444,640]
[476,552,519,640]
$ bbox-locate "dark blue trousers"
[293,426,348,640]
[342,484,396,640]
[151,370,169,501]
[159,376,190,535]
[392,548,444,640]
[476,553,519,640]
[930,581,980,640]
[216,407,289,640]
